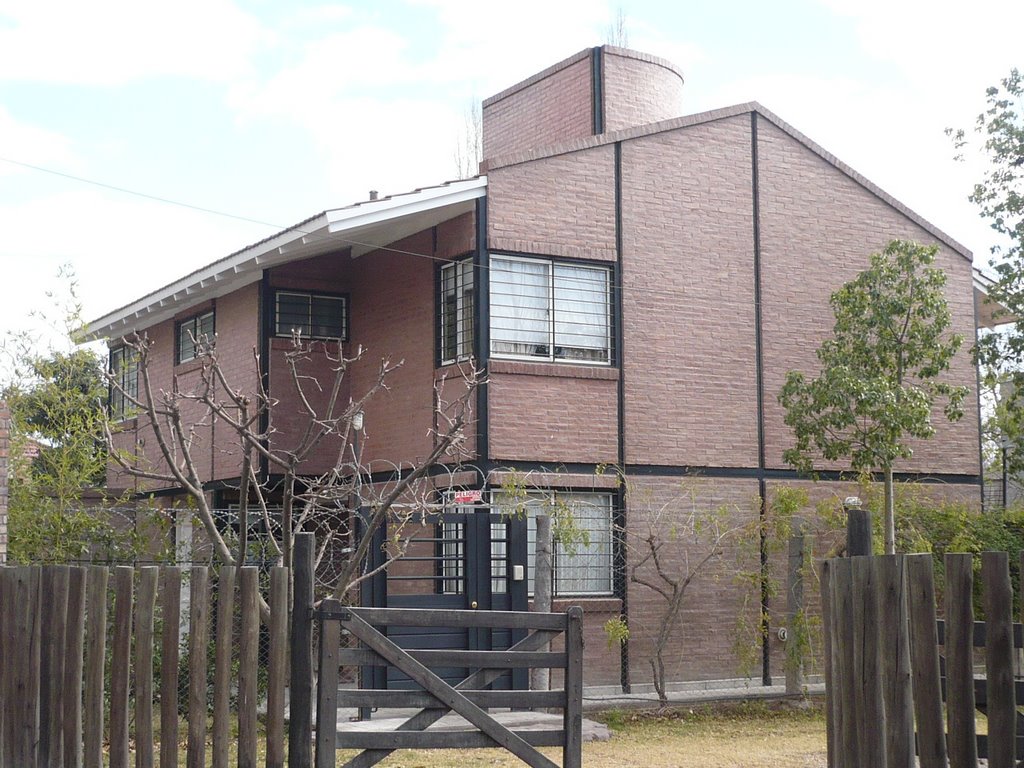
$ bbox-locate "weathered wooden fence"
[822,551,1021,768]
[0,563,293,768]
[316,603,584,768]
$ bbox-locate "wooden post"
[982,551,1016,768]
[11,567,41,768]
[110,566,134,768]
[846,508,872,557]
[83,567,108,768]
[831,558,858,766]
[267,567,289,768]
[238,567,259,768]
[63,567,87,768]
[851,556,885,767]
[819,560,838,768]
[159,567,182,768]
[212,567,236,768]
[289,533,315,768]
[564,606,584,768]
[905,553,947,768]
[186,567,210,768]
[135,566,159,768]
[944,553,977,768]
[531,514,553,698]
[785,531,806,695]
[0,567,10,768]
[875,555,913,768]
[314,600,341,768]
[41,566,70,768]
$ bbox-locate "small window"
[109,346,138,420]
[275,291,347,340]
[490,255,611,364]
[439,259,474,364]
[176,310,215,364]
[495,491,614,597]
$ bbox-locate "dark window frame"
[175,309,215,365]
[273,290,348,341]
[109,345,138,420]
[438,258,475,366]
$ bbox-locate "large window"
[275,291,347,340]
[176,309,215,364]
[440,259,474,364]
[490,255,611,364]
[497,491,614,596]
[109,346,137,420]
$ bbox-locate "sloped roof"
[84,177,487,341]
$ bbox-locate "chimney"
[369,190,379,201]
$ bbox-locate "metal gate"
[359,506,530,691]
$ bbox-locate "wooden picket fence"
[822,551,1021,768]
[0,563,292,768]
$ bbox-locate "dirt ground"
[334,700,828,767]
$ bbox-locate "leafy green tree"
[778,240,968,554]
[950,69,1024,474]
[0,269,165,563]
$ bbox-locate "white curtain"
[490,257,550,356]
[553,264,609,361]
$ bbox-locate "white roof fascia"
[324,177,487,233]
[85,177,488,342]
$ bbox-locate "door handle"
[470,601,478,609]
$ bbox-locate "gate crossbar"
[314,602,583,768]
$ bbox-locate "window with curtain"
[176,309,215,364]
[439,259,474,364]
[489,255,611,364]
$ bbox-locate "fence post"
[819,560,837,768]
[290,533,315,768]
[845,504,872,557]
[905,553,947,768]
[238,567,260,768]
[314,600,341,768]
[831,558,858,766]
[267,567,290,768]
[83,567,108,768]
[109,566,134,768]
[563,605,584,768]
[851,557,885,767]
[784,529,807,696]
[186,567,210,768]
[875,555,913,768]
[212,567,237,768]
[159,567,182,768]
[63,567,86,768]
[982,551,1016,768]
[135,566,158,768]
[944,553,977,768]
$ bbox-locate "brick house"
[86,46,991,691]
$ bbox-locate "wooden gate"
[314,603,583,768]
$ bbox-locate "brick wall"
[602,47,684,134]
[482,50,594,161]
[0,400,8,564]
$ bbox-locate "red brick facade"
[98,46,984,692]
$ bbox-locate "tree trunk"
[531,514,553,698]
[884,466,895,555]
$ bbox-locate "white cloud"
[0,0,270,85]
[0,107,78,177]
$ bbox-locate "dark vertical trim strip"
[474,196,490,478]
[613,140,629,693]
[258,272,271,482]
[591,47,605,136]
[972,287,986,506]
[751,111,771,687]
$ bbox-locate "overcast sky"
[0,0,1020,360]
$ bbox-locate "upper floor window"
[176,310,215,364]
[440,259,474,364]
[109,346,137,420]
[490,255,611,364]
[275,291,347,340]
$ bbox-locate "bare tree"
[106,331,479,614]
[454,99,483,179]
[605,8,629,48]
[625,482,748,708]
